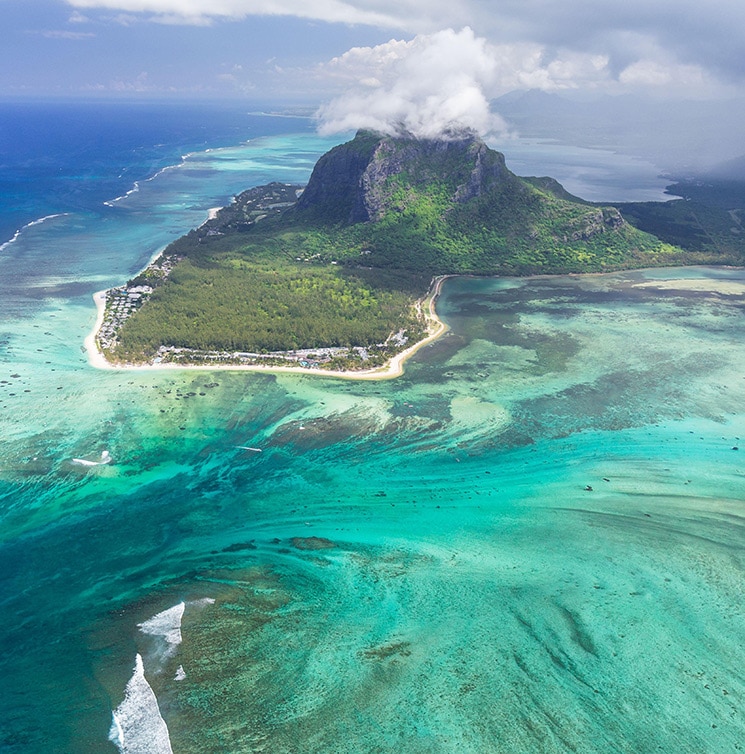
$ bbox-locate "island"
[88,128,739,376]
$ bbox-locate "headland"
[87,129,739,378]
[86,274,450,380]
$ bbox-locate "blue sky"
[1,0,395,100]
[4,0,745,167]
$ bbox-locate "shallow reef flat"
[1,118,744,752]
[4,268,742,752]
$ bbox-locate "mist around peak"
[316,28,510,141]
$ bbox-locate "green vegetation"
[614,179,745,265]
[107,130,730,367]
[112,260,427,361]
[341,178,676,276]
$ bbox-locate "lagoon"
[0,109,743,753]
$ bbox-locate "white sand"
[84,290,110,370]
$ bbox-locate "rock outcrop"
[569,207,626,241]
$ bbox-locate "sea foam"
[71,450,111,467]
[138,602,185,660]
[136,599,213,666]
[104,161,184,206]
[109,654,174,754]
[104,183,141,206]
[0,213,69,251]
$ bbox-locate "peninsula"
[91,129,704,375]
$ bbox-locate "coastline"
[85,290,109,370]
[86,264,744,380]
[85,275,450,381]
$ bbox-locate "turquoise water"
[1,129,745,753]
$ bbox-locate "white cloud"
[32,29,96,39]
[316,28,506,138]
[62,0,745,95]
[618,58,711,93]
[66,0,408,27]
[110,71,152,91]
[620,60,675,87]
[486,45,611,93]
[216,68,256,93]
[315,29,622,138]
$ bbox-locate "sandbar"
[633,278,745,295]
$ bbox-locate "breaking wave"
[0,214,69,252]
[138,602,185,663]
[109,654,173,754]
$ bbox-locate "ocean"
[0,101,743,753]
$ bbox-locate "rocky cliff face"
[292,131,380,224]
[292,129,637,260]
[295,129,516,224]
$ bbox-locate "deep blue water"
[0,99,314,245]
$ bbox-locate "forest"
[112,258,428,361]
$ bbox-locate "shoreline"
[85,275,451,381]
[86,264,742,380]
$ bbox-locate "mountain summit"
[295,129,514,224]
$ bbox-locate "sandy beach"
[85,275,450,380]
[84,290,109,369]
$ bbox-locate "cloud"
[110,71,153,91]
[31,30,96,40]
[314,28,624,138]
[466,0,745,92]
[62,0,745,94]
[619,58,709,90]
[316,29,507,138]
[216,68,256,93]
[65,0,408,28]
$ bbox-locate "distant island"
[89,129,744,376]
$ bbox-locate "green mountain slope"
[280,129,676,275]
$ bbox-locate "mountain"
[294,128,516,224]
[107,129,689,365]
[281,129,672,276]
